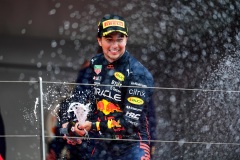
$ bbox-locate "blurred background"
[0,0,240,159]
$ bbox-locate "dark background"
[0,0,240,159]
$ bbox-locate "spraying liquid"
[67,102,90,126]
[34,97,39,121]
[60,102,90,143]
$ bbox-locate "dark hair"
[97,46,103,53]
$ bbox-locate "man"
[61,14,154,160]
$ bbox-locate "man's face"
[97,32,128,63]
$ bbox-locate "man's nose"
[111,40,118,47]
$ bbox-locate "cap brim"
[102,30,128,37]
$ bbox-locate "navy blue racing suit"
[60,51,154,159]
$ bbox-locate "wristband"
[91,122,97,131]
[91,121,100,131]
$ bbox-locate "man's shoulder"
[90,53,104,64]
[128,55,153,79]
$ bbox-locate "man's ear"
[97,38,102,46]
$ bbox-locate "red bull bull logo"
[97,99,122,115]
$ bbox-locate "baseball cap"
[97,14,128,37]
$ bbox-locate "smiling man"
[61,14,154,160]
[97,32,127,62]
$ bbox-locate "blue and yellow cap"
[97,14,128,37]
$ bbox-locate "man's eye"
[117,39,123,42]
[106,39,112,42]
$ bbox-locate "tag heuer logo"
[94,65,102,75]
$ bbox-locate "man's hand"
[74,121,92,136]
[61,122,82,145]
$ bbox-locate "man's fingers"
[77,123,82,130]
[75,128,86,136]
[67,138,75,145]
[66,138,82,145]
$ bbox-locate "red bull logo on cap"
[127,97,144,105]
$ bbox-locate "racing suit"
[60,50,154,159]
